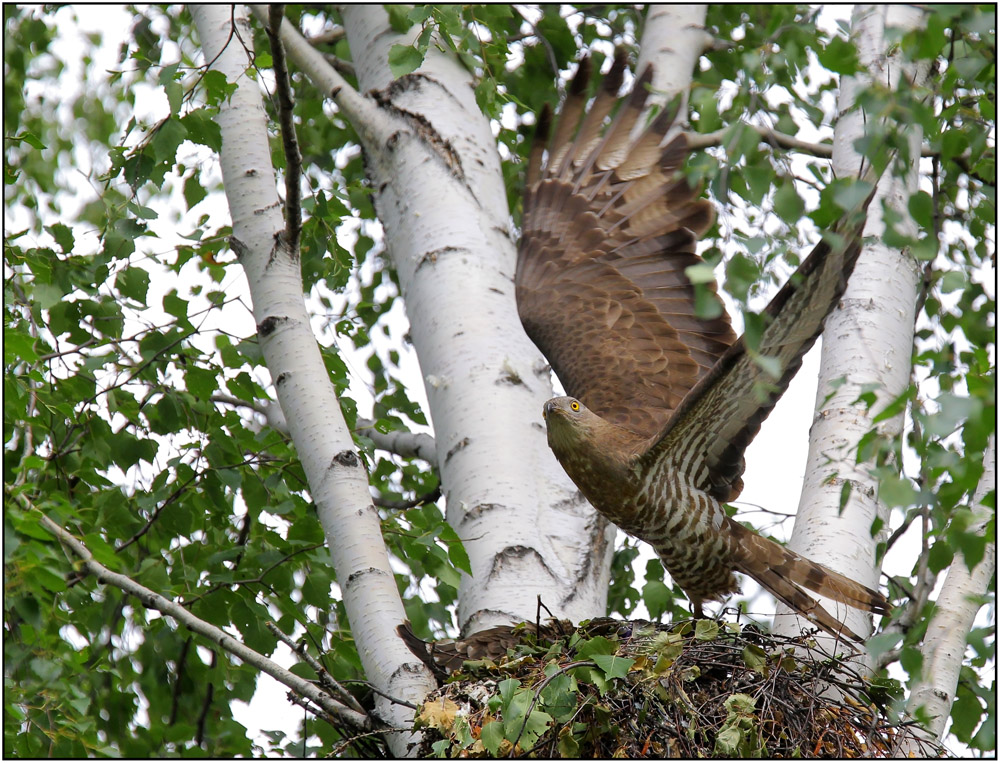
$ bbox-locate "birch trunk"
[774,4,928,647]
[338,6,612,634]
[191,6,434,752]
[899,437,996,753]
[637,5,711,110]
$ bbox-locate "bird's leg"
[690,597,705,621]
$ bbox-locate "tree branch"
[266,5,303,254]
[356,418,437,464]
[306,27,345,46]
[322,53,356,80]
[264,621,369,715]
[898,435,996,751]
[374,485,441,511]
[686,124,834,157]
[247,5,393,147]
[38,512,373,733]
[685,123,976,163]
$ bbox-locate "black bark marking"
[257,315,288,337]
[496,367,523,386]
[416,245,463,272]
[371,76,467,184]
[459,502,504,525]
[444,437,470,465]
[333,450,360,468]
[488,545,555,581]
[346,566,388,587]
[392,661,429,681]
[275,372,289,387]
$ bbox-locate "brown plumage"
[396,620,572,678]
[518,53,888,643]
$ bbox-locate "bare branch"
[264,620,368,715]
[686,124,834,157]
[356,419,437,464]
[307,27,345,46]
[247,5,393,147]
[685,124,976,163]
[374,485,441,511]
[323,53,356,79]
[37,511,373,733]
[266,5,303,253]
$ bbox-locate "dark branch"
[266,5,303,254]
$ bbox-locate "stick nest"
[407,616,940,758]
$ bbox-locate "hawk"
[515,52,889,642]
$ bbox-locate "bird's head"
[542,396,599,453]
[542,396,643,509]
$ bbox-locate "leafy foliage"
[408,617,940,758]
[3,3,994,757]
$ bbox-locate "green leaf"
[742,644,768,674]
[877,474,918,508]
[480,720,504,756]
[575,635,616,659]
[774,179,804,220]
[540,669,578,722]
[832,179,874,213]
[908,191,934,229]
[950,686,984,743]
[45,223,75,253]
[115,266,150,305]
[388,44,423,78]
[642,579,672,619]
[498,677,520,707]
[386,5,415,32]
[13,130,47,150]
[750,352,782,381]
[151,117,188,163]
[695,619,719,641]
[165,80,183,116]
[591,653,634,680]
[927,539,954,574]
[684,262,716,285]
[816,35,861,74]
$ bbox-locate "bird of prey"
[515,51,889,643]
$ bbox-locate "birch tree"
[4,4,993,757]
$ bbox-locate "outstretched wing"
[516,51,737,439]
[640,186,876,501]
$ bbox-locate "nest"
[407,616,941,758]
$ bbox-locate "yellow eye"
[570,400,580,412]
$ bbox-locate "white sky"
[13,4,991,756]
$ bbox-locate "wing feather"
[516,54,737,438]
[639,188,876,499]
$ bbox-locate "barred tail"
[730,521,889,643]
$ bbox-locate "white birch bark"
[774,5,928,647]
[637,5,711,110]
[338,6,612,634]
[898,436,996,753]
[191,7,434,752]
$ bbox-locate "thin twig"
[265,621,368,715]
[35,509,372,732]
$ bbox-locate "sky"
[13,4,991,756]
